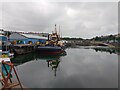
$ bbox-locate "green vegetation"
[62,34,120,48]
[62,34,120,43]
[62,37,83,40]
[91,34,120,42]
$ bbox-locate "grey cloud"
[1,2,118,38]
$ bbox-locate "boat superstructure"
[36,24,66,55]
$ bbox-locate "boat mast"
[55,24,57,34]
[61,30,62,39]
[59,25,61,40]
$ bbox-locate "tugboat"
[35,24,66,55]
[36,46,64,55]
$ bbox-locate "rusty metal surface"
[1,61,23,89]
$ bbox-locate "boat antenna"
[55,24,57,34]
[61,32,62,39]
[59,25,61,39]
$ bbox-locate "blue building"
[0,35,7,50]
[9,33,48,44]
[0,35,7,42]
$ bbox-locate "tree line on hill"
[90,35,120,42]
[62,34,120,43]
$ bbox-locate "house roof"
[21,33,48,40]
[0,35,7,37]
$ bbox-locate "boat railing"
[1,61,22,89]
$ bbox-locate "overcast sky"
[0,1,118,38]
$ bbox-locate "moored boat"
[35,24,66,55]
[0,50,11,62]
[36,46,64,55]
[2,50,14,58]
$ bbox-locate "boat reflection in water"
[35,51,67,76]
[11,51,67,76]
[47,60,60,76]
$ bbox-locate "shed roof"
[21,33,48,40]
[0,35,7,37]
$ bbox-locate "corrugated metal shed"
[10,32,48,44]
[10,33,26,40]
[10,33,48,40]
[21,34,47,40]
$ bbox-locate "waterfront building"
[9,32,48,44]
[0,35,8,50]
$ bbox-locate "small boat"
[0,50,11,62]
[35,24,67,55]
[2,50,14,58]
[35,46,64,55]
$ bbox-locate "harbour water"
[11,46,118,88]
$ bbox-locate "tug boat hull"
[35,46,64,55]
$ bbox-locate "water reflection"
[11,51,67,76]
[35,52,67,77]
[47,60,60,76]
[10,52,36,65]
[73,46,120,55]
[11,51,67,66]
[12,48,118,88]
[92,47,120,55]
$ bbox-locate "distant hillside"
[90,33,120,42]
[62,37,84,40]
[62,33,120,42]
